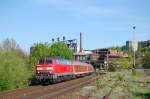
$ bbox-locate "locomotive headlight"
[37,67,54,70]
[46,67,54,70]
[37,68,43,70]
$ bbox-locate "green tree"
[0,38,27,58]
[49,42,73,59]
[109,57,132,69]
[142,52,150,69]
[135,47,150,68]
[31,43,50,57]
[30,43,50,58]
[0,38,30,91]
[29,43,50,72]
[0,51,30,91]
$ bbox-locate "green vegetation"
[0,51,30,91]
[49,42,72,59]
[135,47,150,69]
[75,72,150,99]
[142,52,150,69]
[108,46,132,70]
[0,38,30,91]
[108,57,132,70]
[131,69,140,76]
[116,73,125,81]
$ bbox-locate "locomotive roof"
[38,56,90,65]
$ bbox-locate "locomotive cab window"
[38,59,45,64]
[38,57,52,64]
[46,58,52,64]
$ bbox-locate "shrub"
[0,51,30,91]
[131,69,140,76]
[116,73,124,81]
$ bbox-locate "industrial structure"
[72,33,129,70]
[73,32,90,62]
[89,49,128,69]
[138,40,150,48]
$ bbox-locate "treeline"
[0,38,72,91]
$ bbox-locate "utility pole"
[132,26,137,69]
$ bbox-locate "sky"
[0,0,150,53]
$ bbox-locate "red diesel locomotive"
[35,57,94,84]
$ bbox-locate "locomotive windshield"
[38,59,45,64]
[46,58,52,64]
[38,57,52,64]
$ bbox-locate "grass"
[70,71,150,99]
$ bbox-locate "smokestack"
[80,32,83,52]
[63,36,66,41]
[52,38,55,42]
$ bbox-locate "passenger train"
[35,57,94,84]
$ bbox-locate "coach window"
[62,59,65,64]
[68,60,71,64]
[66,60,70,64]
[57,58,64,64]
[56,59,59,64]
[65,60,68,64]
[63,59,66,64]
[58,59,61,64]
[56,59,61,64]
[61,59,63,64]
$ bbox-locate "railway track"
[0,74,98,99]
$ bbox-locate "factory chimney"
[52,38,55,42]
[80,32,83,52]
[63,36,66,41]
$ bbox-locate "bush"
[108,57,132,69]
[108,64,116,72]
[131,69,140,76]
[0,51,30,91]
[116,73,124,81]
[142,52,150,69]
